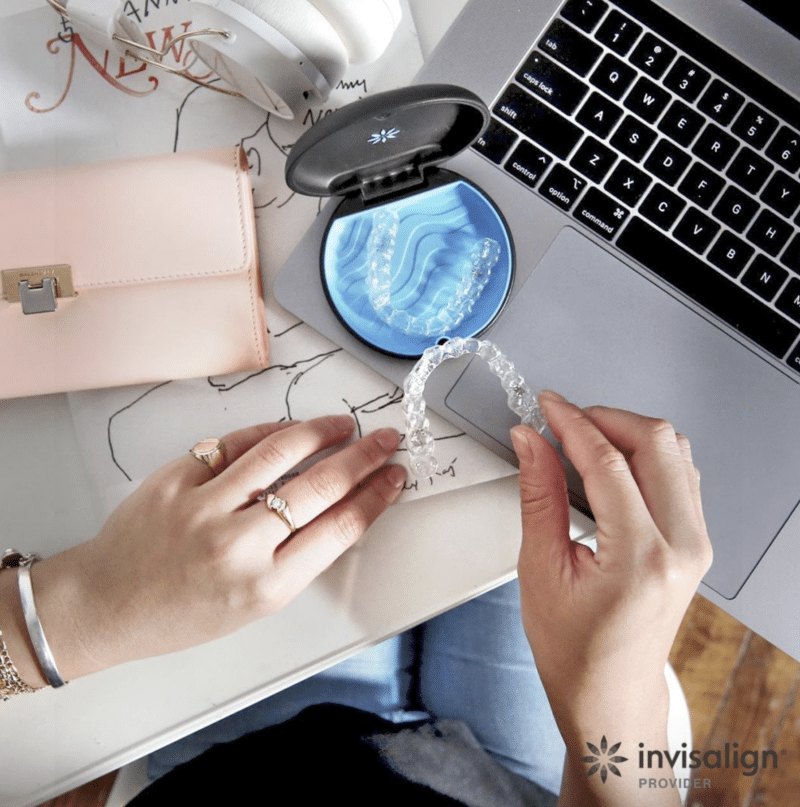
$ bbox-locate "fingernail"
[331,415,355,433]
[374,427,401,451]
[538,389,567,403]
[510,425,534,461]
[386,464,407,487]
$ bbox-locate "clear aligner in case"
[402,337,547,478]
[367,208,501,337]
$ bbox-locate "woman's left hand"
[31,415,406,681]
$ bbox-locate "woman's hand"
[511,391,712,806]
[30,415,406,682]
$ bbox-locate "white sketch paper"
[0,0,517,512]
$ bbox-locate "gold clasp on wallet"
[2,265,75,314]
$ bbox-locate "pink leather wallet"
[0,147,268,399]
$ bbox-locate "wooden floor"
[669,594,800,807]
[39,594,800,807]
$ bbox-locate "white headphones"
[50,0,403,118]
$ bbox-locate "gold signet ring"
[189,438,227,476]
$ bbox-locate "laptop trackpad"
[445,227,800,599]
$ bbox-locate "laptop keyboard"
[473,0,800,375]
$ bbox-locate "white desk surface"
[0,2,525,806]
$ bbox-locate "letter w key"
[624,77,670,123]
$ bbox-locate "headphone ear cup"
[188,0,350,117]
[233,0,349,88]
[308,0,402,64]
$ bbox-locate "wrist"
[559,678,673,785]
[31,547,110,681]
[555,680,678,807]
[0,545,112,692]
[559,672,670,730]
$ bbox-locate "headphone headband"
[46,0,402,118]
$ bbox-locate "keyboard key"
[678,163,725,209]
[712,186,760,233]
[595,10,642,56]
[658,100,704,147]
[639,183,686,229]
[780,233,800,272]
[516,51,589,114]
[472,118,517,164]
[746,209,793,256]
[644,139,691,185]
[576,92,623,137]
[560,0,608,33]
[732,103,779,150]
[663,56,710,103]
[493,85,583,159]
[570,136,617,181]
[708,231,754,277]
[786,341,800,375]
[623,77,670,123]
[589,54,636,100]
[697,79,744,126]
[692,124,739,170]
[604,159,651,205]
[539,163,587,210]
[742,254,789,300]
[726,147,773,194]
[674,207,720,254]
[610,115,657,161]
[629,32,676,80]
[776,277,800,324]
[617,218,800,358]
[538,19,602,76]
[573,187,629,239]
[504,140,553,188]
[765,126,800,173]
[760,171,800,218]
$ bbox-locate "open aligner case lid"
[285,84,490,199]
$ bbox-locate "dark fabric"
[129,704,558,806]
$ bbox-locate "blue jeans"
[148,579,565,795]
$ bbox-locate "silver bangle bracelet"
[17,558,67,688]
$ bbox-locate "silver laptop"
[275,0,800,647]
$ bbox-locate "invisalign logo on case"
[368,127,400,144]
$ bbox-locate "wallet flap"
[0,147,256,292]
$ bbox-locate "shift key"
[493,84,583,159]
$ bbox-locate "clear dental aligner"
[402,337,547,479]
[366,208,501,336]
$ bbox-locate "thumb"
[511,425,573,571]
